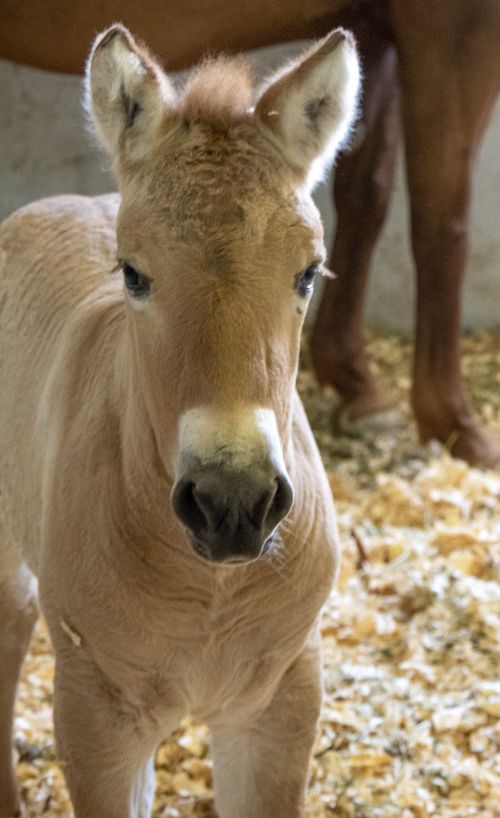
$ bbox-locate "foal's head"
[86,25,359,564]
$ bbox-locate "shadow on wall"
[1,43,499,332]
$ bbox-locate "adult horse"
[0,25,359,818]
[1,0,499,466]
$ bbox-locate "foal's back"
[0,193,120,564]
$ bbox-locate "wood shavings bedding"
[14,330,500,817]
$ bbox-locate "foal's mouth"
[188,533,274,566]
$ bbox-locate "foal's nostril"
[249,475,293,531]
[171,479,207,532]
[172,478,229,535]
[267,474,294,527]
[248,483,277,530]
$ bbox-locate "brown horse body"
[2,0,499,465]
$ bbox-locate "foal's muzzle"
[171,466,294,564]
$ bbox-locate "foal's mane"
[179,57,254,125]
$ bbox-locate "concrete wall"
[1,42,499,332]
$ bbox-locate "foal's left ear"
[256,29,360,186]
[85,24,176,164]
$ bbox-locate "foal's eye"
[121,262,151,297]
[294,264,319,296]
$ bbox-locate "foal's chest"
[135,570,317,724]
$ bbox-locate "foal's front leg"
[210,642,322,818]
[0,564,38,818]
[52,648,178,818]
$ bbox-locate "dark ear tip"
[94,23,132,53]
[323,27,356,52]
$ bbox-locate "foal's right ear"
[85,24,176,164]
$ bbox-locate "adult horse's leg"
[0,563,38,818]
[310,30,400,427]
[391,0,500,466]
[210,641,322,818]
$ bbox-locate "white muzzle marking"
[178,406,288,473]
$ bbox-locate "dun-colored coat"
[0,26,360,818]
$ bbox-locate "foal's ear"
[256,29,360,185]
[85,24,176,163]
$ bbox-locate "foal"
[0,26,359,817]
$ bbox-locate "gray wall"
[1,42,499,332]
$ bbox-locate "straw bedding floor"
[14,331,500,818]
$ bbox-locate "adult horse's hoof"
[331,377,403,436]
[436,425,500,469]
[414,397,500,469]
[309,339,401,436]
[335,403,405,436]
